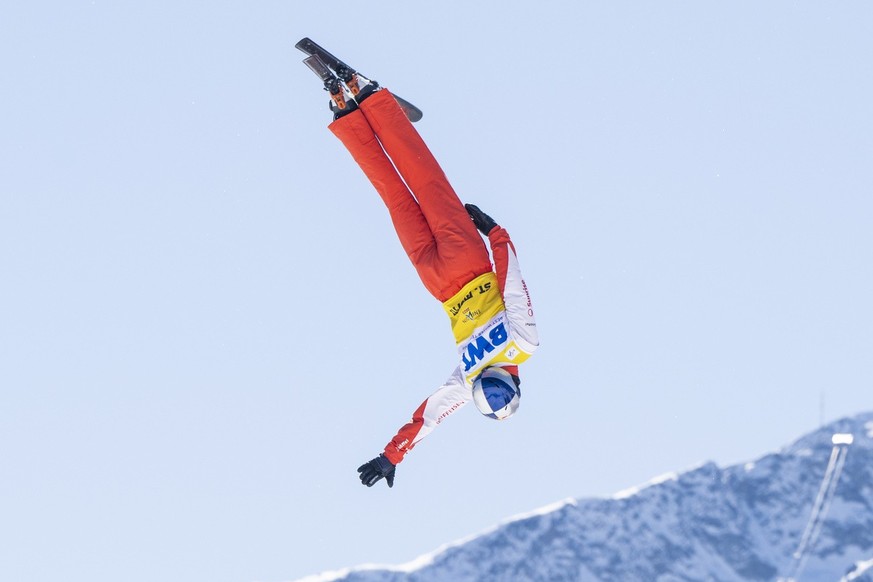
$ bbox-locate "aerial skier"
[298,39,539,488]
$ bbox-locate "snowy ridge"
[293,498,579,582]
[296,412,873,582]
[841,558,873,582]
[612,470,678,499]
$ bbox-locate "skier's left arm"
[466,204,539,354]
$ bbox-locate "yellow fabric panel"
[442,272,505,344]
[461,343,532,385]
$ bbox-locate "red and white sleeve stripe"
[487,226,539,355]
[382,367,470,465]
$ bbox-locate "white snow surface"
[611,470,678,499]
[842,558,873,581]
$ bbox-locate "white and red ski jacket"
[383,226,539,465]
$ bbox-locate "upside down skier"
[303,45,539,488]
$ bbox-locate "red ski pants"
[330,90,492,302]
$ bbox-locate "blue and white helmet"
[471,367,521,420]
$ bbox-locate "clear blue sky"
[2,2,872,582]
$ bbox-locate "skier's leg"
[358,90,491,299]
[329,110,446,299]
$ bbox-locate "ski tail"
[391,95,423,123]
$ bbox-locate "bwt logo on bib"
[462,322,508,371]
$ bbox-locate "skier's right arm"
[359,372,468,488]
[381,367,470,466]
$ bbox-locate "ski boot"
[303,54,357,120]
[329,95,358,120]
[298,38,422,122]
[334,63,381,103]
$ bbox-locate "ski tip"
[295,37,313,53]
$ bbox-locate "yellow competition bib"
[442,272,531,384]
[442,272,505,344]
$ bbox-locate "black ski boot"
[330,96,358,120]
[303,54,355,120]
[354,80,380,103]
[334,63,380,103]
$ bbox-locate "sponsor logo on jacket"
[461,321,508,372]
[436,401,463,424]
[463,307,480,322]
[448,281,493,317]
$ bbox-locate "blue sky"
[2,2,872,582]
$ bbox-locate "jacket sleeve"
[383,367,470,465]
[487,226,539,355]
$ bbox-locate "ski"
[296,37,423,123]
[303,55,349,112]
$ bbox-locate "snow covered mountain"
[299,412,873,582]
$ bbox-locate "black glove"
[357,454,396,488]
[465,203,498,236]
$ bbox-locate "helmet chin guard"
[471,367,520,420]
